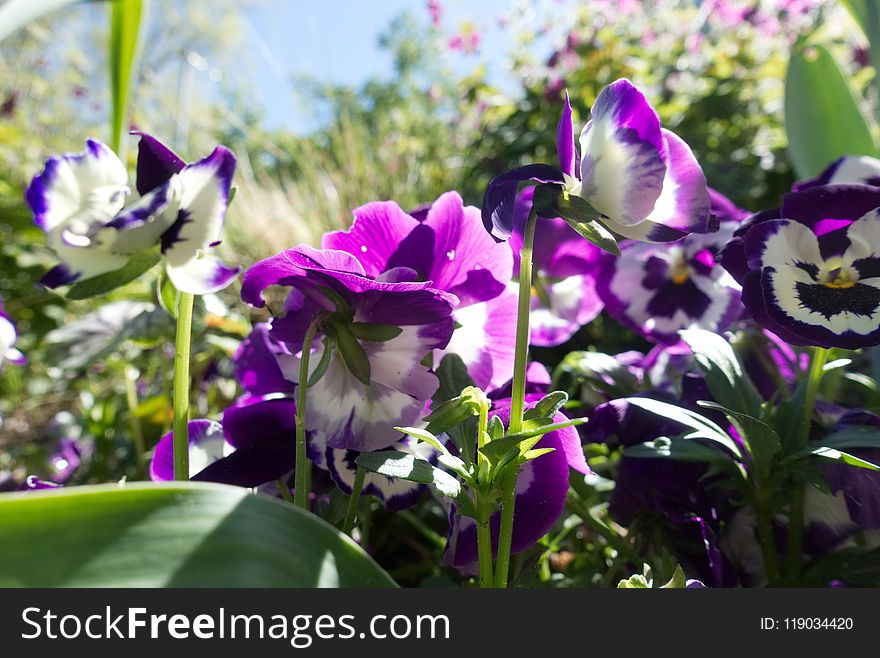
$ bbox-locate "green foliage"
[784,42,878,179]
[0,482,396,587]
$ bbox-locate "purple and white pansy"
[509,188,603,346]
[482,80,714,244]
[794,155,880,191]
[721,184,880,349]
[150,419,232,481]
[596,214,741,344]
[25,134,240,294]
[241,245,457,452]
[326,436,438,511]
[323,192,517,390]
[0,298,25,367]
[442,395,589,573]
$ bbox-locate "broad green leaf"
[109,0,147,157]
[349,322,402,342]
[680,329,763,416]
[811,426,880,452]
[356,450,462,498]
[522,447,555,461]
[624,397,743,458]
[394,426,469,478]
[0,482,396,587]
[811,447,880,471]
[532,184,619,255]
[659,565,688,589]
[479,417,587,462]
[784,42,879,179]
[623,437,737,466]
[0,0,88,42]
[65,251,161,300]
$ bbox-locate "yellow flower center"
[822,263,858,289]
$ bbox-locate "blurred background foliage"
[0,0,875,585]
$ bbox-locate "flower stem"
[494,206,538,588]
[784,346,828,585]
[342,464,366,535]
[172,291,194,481]
[293,313,323,509]
[475,396,494,588]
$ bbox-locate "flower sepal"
[533,183,620,256]
[64,248,161,300]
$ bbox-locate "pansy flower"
[242,245,456,452]
[508,188,603,346]
[326,436,438,511]
[793,155,880,191]
[482,81,714,244]
[25,134,240,294]
[0,297,25,367]
[596,214,741,344]
[322,192,517,390]
[721,184,880,349]
[442,395,589,573]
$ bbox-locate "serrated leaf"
[395,425,470,478]
[349,322,403,342]
[356,451,461,498]
[65,251,161,300]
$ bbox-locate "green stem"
[494,206,539,588]
[293,313,324,509]
[755,489,782,587]
[172,291,194,481]
[124,362,145,460]
[784,346,828,585]
[342,465,366,534]
[474,398,494,588]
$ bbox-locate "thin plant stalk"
[784,346,828,584]
[293,314,324,509]
[475,396,494,588]
[124,362,145,459]
[494,206,538,588]
[342,465,367,534]
[172,291,195,480]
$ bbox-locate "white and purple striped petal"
[579,79,667,227]
[326,436,437,510]
[794,155,880,191]
[0,302,25,367]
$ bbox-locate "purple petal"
[481,164,565,242]
[794,155,880,191]
[708,187,750,223]
[133,132,186,196]
[149,419,230,481]
[556,90,577,178]
[579,79,666,227]
[233,323,295,396]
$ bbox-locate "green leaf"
[349,322,403,342]
[624,397,743,458]
[523,391,568,421]
[0,482,396,587]
[522,447,555,461]
[394,425,469,478]
[784,42,879,179]
[0,0,88,42]
[810,427,880,452]
[433,354,476,406]
[109,0,146,156]
[623,437,737,466]
[65,251,161,300]
[659,565,688,588]
[307,337,333,387]
[329,320,371,385]
[699,402,781,479]
[617,574,651,588]
[532,184,619,255]
[355,451,462,498]
[479,417,587,462]
[157,267,180,319]
[488,415,505,440]
[809,447,880,471]
[679,329,763,416]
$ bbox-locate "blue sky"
[240,0,550,131]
